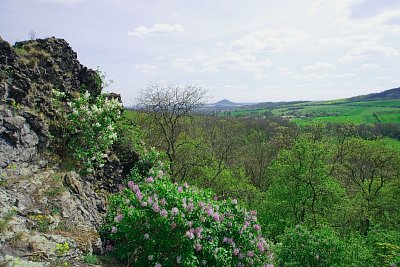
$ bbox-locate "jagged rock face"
[0,37,101,114]
[0,37,103,153]
[0,166,105,266]
[0,37,126,265]
[0,105,39,168]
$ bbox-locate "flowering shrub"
[63,91,122,173]
[101,151,274,266]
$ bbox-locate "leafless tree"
[137,82,208,180]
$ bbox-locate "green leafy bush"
[367,229,400,266]
[276,225,345,267]
[276,225,378,267]
[100,150,274,267]
[59,91,122,173]
[112,112,143,174]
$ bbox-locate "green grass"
[383,137,400,152]
[229,99,400,125]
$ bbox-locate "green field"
[229,99,400,125]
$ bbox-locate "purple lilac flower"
[207,208,214,217]
[223,237,229,243]
[148,255,154,260]
[117,184,124,191]
[187,221,193,227]
[171,207,179,216]
[111,226,117,233]
[194,243,202,251]
[198,201,205,208]
[177,187,183,193]
[141,201,148,207]
[160,209,168,217]
[193,227,203,235]
[136,192,143,201]
[183,182,189,189]
[186,203,194,212]
[127,180,135,190]
[171,223,177,229]
[247,251,254,258]
[146,177,154,183]
[193,227,203,239]
[114,214,123,222]
[250,210,257,215]
[148,196,154,204]
[185,230,194,239]
[233,248,240,256]
[238,253,245,259]
[160,198,166,206]
[132,184,140,193]
[153,204,160,213]
[213,213,220,222]
[257,242,265,252]
[254,224,261,231]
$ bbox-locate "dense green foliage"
[53,91,123,173]
[101,149,274,267]
[134,107,400,266]
[55,84,400,265]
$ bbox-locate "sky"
[1,0,400,104]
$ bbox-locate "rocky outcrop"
[0,37,101,109]
[0,37,130,266]
[0,165,105,266]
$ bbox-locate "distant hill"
[211,99,240,107]
[350,87,400,101]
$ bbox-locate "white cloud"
[230,28,306,52]
[361,63,380,69]
[302,62,336,71]
[172,55,206,72]
[172,51,271,74]
[34,0,84,4]
[291,72,356,80]
[135,64,158,74]
[339,45,400,62]
[319,34,381,47]
[203,52,271,73]
[128,23,184,37]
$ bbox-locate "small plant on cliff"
[100,149,274,267]
[53,90,122,174]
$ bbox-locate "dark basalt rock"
[1,37,102,113]
[0,37,112,265]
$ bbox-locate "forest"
[119,83,400,266]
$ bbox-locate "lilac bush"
[101,151,274,266]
